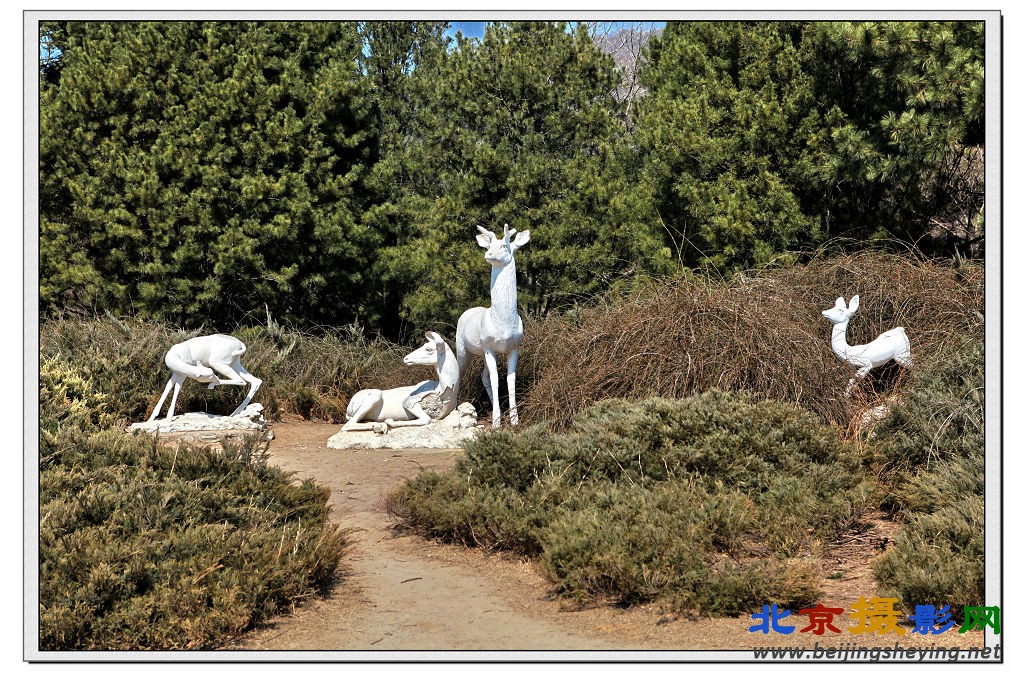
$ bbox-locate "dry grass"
[39,315,430,423]
[515,251,983,429]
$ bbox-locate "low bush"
[873,337,984,507]
[39,336,350,650]
[872,337,985,613]
[387,391,872,614]
[39,425,348,650]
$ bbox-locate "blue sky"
[449,22,487,39]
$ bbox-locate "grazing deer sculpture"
[342,332,460,432]
[822,295,912,396]
[148,334,262,421]
[456,224,530,427]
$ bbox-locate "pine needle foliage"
[40,21,376,327]
[386,391,871,614]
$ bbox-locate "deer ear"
[836,296,846,309]
[476,227,491,248]
[427,331,444,346]
[512,230,531,248]
[848,295,860,314]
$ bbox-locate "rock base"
[854,399,897,440]
[129,403,273,447]
[327,402,481,450]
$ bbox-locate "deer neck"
[435,345,460,394]
[489,260,520,329]
[830,319,851,356]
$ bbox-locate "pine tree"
[367,22,673,333]
[798,21,985,254]
[637,22,820,273]
[40,21,375,326]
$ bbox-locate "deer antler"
[477,225,497,239]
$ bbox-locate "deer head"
[822,295,860,324]
[403,331,446,366]
[476,223,530,267]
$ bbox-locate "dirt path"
[230,421,984,654]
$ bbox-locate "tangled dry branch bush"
[516,252,983,429]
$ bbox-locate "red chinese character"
[799,603,844,635]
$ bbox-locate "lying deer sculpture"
[342,331,460,432]
[148,334,262,421]
[456,223,530,427]
[822,295,912,395]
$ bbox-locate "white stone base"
[128,404,274,448]
[327,402,481,450]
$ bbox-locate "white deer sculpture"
[456,223,530,427]
[148,334,263,421]
[342,331,460,432]
[822,295,912,395]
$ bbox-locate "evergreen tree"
[798,21,985,254]
[357,20,451,337]
[40,22,375,326]
[367,22,673,333]
[637,20,986,271]
[637,22,820,273]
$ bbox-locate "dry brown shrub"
[515,252,983,429]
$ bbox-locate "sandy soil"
[228,421,985,656]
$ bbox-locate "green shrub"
[873,487,984,615]
[39,428,348,650]
[39,356,117,436]
[872,338,985,612]
[874,336,984,503]
[538,478,819,614]
[387,391,870,614]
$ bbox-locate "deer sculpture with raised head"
[342,331,460,432]
[148,334,263,421]
[822,294,912,395]
[456,223,530,427]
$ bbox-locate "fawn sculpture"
[342,332,460,432]
[148,334,262,421]
[456,224,530,427]
[822,295,912,395]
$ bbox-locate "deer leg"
[484,351,501,427]
[228,361,262,417]
[507,349,519,426]
[148,375,178,422]
[845,366,872,397]
[342,390,384,431]
[209,362,247,386]
[166,374,185,420]
[480,364,494,407]
[386,402,431,429]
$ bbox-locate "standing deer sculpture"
[342,331,460,432]
[456,224,530,427]
[822,295,912,396]
[148,334,262,421]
